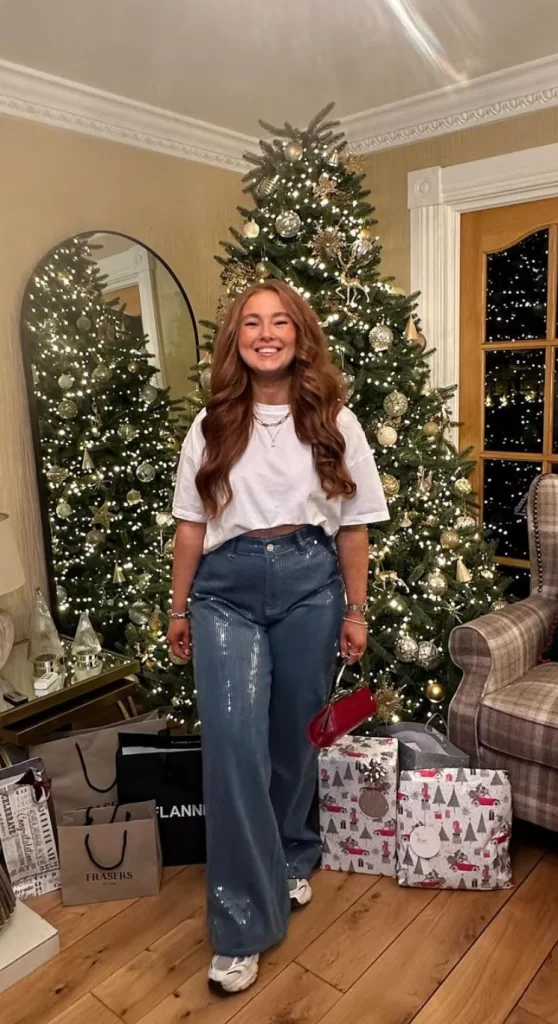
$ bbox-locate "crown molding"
[2,53,558,167]
[0,59,255,172]
[342,53,558,153]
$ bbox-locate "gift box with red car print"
[319,736,398,876]
[396,767,513,890]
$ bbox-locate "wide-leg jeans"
[190,525,344,956]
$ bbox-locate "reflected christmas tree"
[22,237,196,720]
[190,104,507,721]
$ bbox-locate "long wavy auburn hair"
[195,280,356,518]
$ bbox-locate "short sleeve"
[172,412,208,523]
[338,408,389,526]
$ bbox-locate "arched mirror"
[20,232,199,650]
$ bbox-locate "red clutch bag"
[307,660,377,749]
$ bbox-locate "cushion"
[479,663,558,770]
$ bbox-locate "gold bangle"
[343,616,367,626]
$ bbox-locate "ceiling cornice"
[0,59,255,172]
[1,53,558,169]
[343,53,558,153]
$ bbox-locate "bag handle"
[326,657,364,704]
[84,830,128,871]
[75,742,116,794]
[85,805,132,826]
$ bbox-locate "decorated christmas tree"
[191,105,507,722]
[22,236,196,719]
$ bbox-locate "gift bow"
[16,769,51,803]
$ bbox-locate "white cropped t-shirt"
[172,403,389,553]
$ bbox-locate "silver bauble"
[92,363,112,383]
[155,511,174,528]
[58,374,75,390]
[416,640,440,669]
[117,422,138,441]
[141,384,158,404]
[136,462,156,483]
[454,478,473,497]
[369,325,393,352]
[275,210,302,238]
[256,176,279,198]
[128,601,151,626]
[126,489,142,505]
[284,140,303,162]
[200,366,212,391]
[425,570,448,596]
[455,514,477,531]
[394,635,419,663]
[56,584,68,604]
[342,372,355,399]
[76,315,92,331]
[56,500,73,519]
[243,220,261,240]
[376,424,398,447]
[383,391,408,418]
[58,399,78,420]
[351,237,373,259]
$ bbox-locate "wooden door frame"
[408,141,558,442]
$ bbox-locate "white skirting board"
[0,901,59,993]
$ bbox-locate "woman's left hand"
[340,613,367,664]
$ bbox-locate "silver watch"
[170,610,190,620]
[346,603,367,614]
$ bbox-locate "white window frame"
[408,141,558,429]
[96,244,165,387]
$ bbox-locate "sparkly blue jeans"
[190,526,344,956]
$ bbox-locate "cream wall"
[0,114,242,640]
[362,107,558,291]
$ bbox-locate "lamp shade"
[0,513,25,597]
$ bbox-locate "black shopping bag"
[116,733,205,866]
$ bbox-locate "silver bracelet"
[347,602,367,614]
[344,616,367,626]
[169,610,190,620]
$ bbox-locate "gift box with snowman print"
[319,736,398,876]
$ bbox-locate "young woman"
[168,281,388,994]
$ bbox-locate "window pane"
[486,229,548,342]
[484,349,545,452]
[483,459,542,559]
[497,565,531,600]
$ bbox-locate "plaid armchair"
[449,474,558,832]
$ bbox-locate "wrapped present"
[319,736,398,876]
[396,767,513,890]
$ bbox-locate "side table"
[0,638,141,762]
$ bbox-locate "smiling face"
[237,289,297,381]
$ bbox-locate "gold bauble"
[455,513,476,531]
[126,489,142,505]
[454,477,473,497]
[255,261,270,278]
[376,424,398,447]
[440,529,460,550]
[425,680,446,704]
[380,473,400,498]
[425,515,439,527]
[423,421,441,438]
[284,140,303,162]
[425,570,448,596]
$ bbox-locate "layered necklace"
[253,408,291,448]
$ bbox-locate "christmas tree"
[192,105,507,721]
[22,235,196,719]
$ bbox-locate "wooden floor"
[1,835,558,1024]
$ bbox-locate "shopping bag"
[31,712,167,821]
[0,764,60,899]
[58,800,162,905]
[319,736,398,876]
[375,722,469,770]
[116,733,205,865]
[396,767,513,890]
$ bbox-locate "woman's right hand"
[167,618,192,662]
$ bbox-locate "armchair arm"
[448,595,556,762]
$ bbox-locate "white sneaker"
[288,878,312,908]
[208,954,260,994]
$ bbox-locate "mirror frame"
[20,230,199,627]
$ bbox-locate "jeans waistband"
[226,525,329,556]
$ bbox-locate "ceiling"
[0,0,557,135]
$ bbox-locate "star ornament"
[90,502,115,530]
